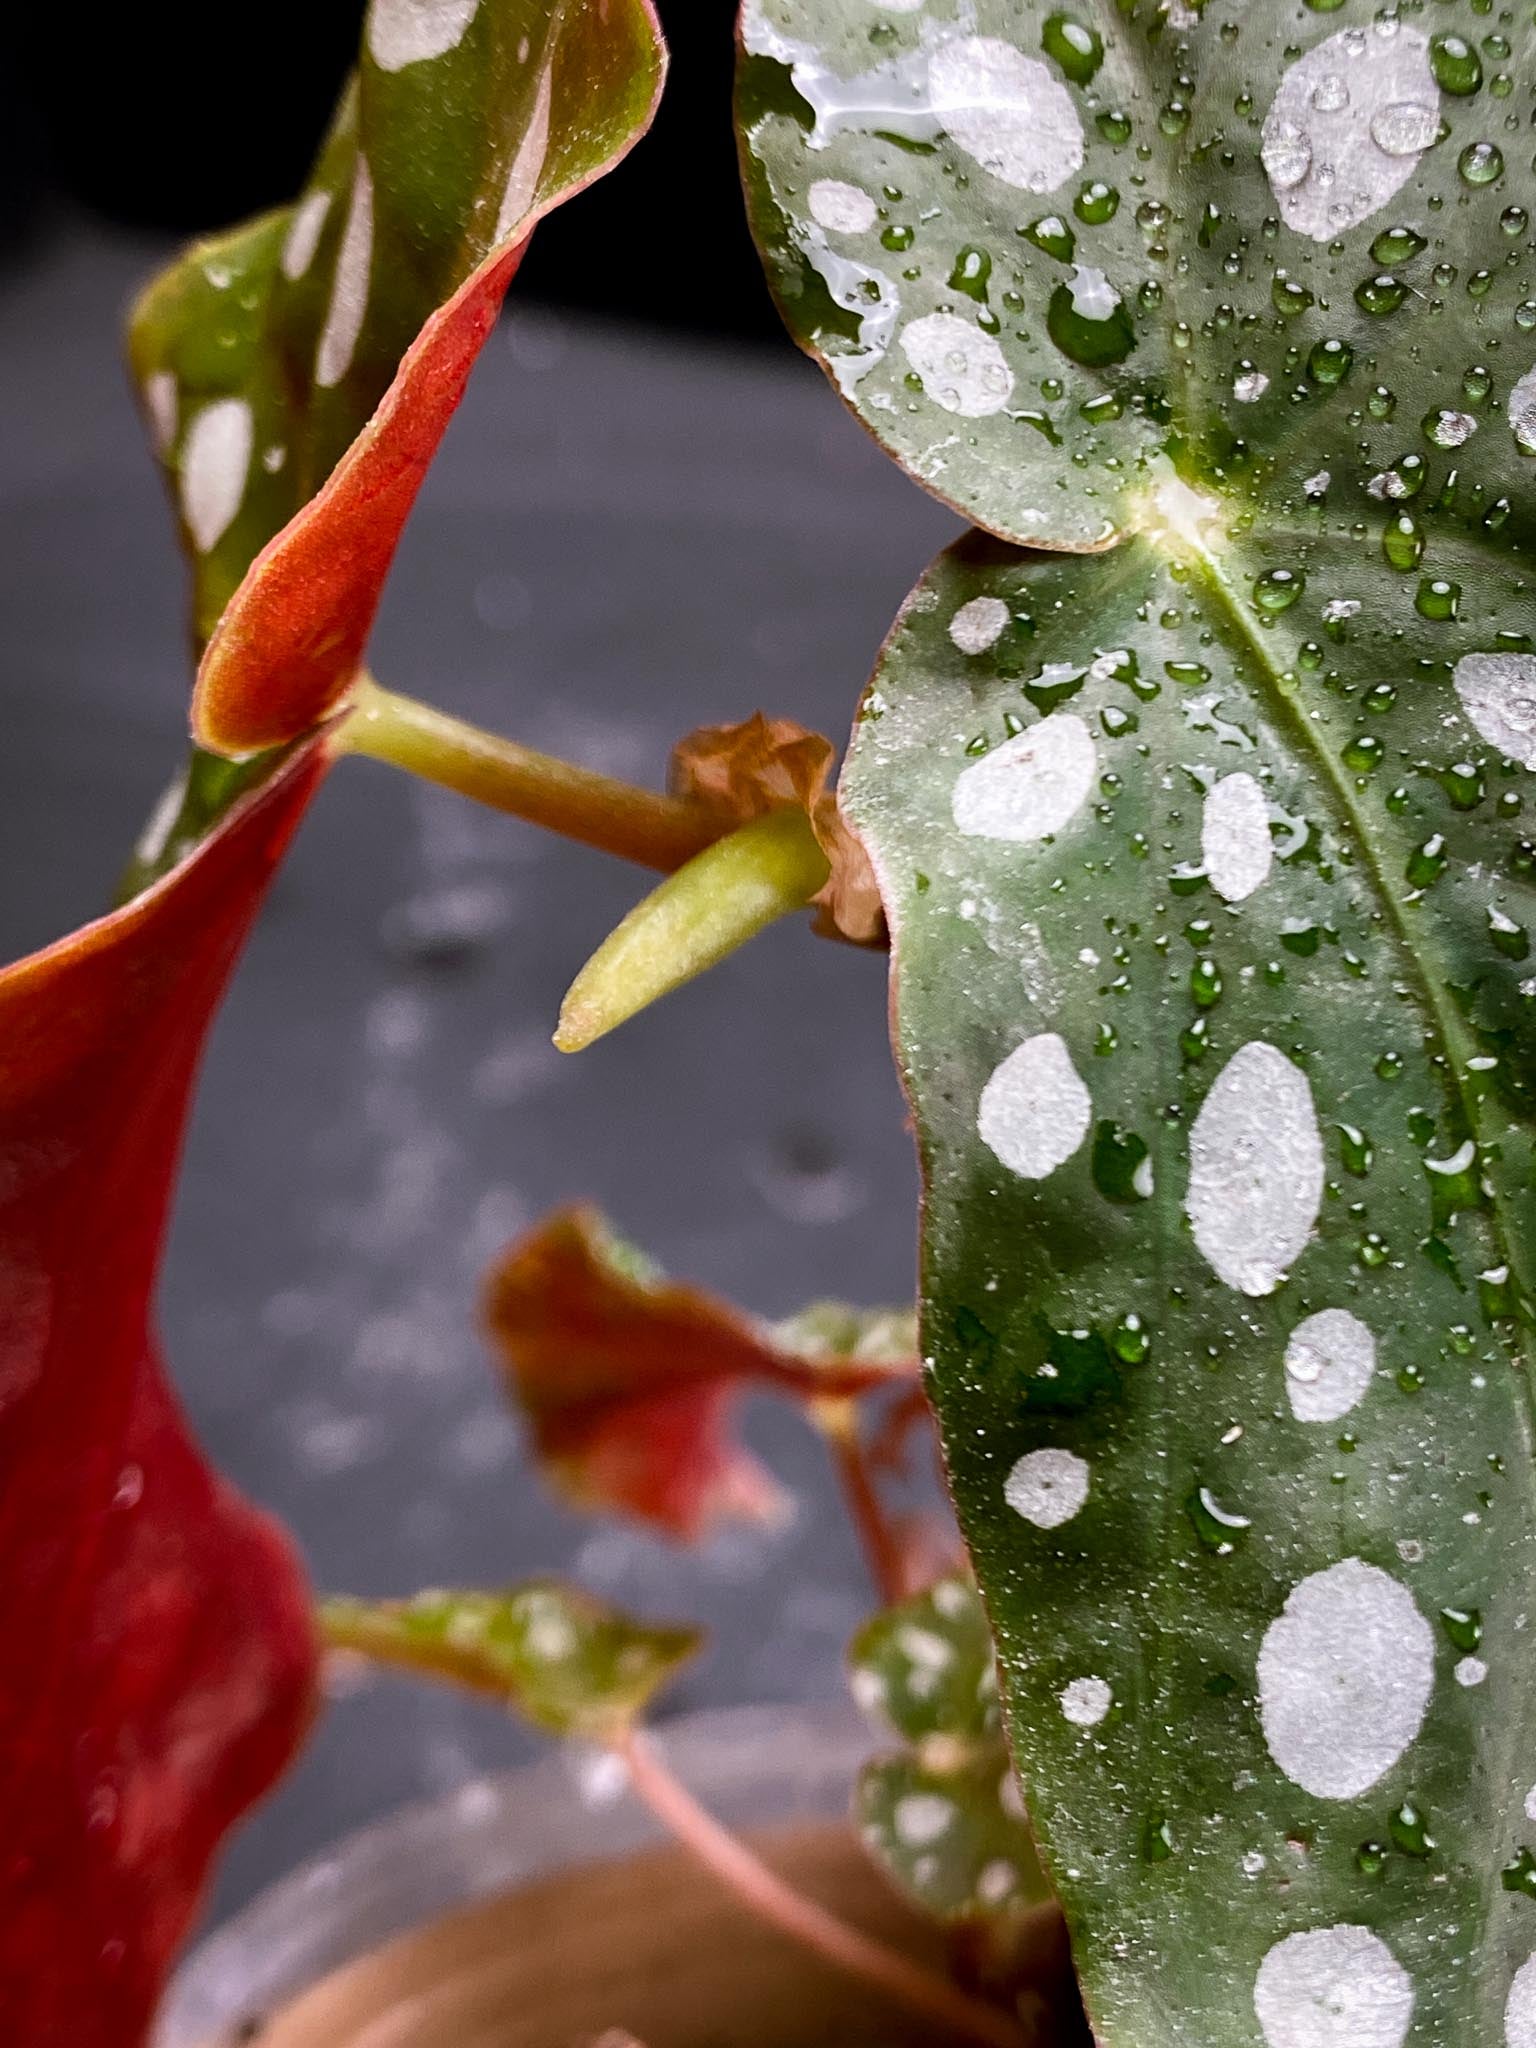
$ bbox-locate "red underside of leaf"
[485,1206,903,1542]
[0,746,329,2046]
[192,240,528,758]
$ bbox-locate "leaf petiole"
[340,673,722,873]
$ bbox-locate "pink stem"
[614,1729,1029,2048]
[828,1422,907,1606]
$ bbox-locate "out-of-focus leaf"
[320,1581,699,1738]
[0,746,327,2047]
[850,1574,998,1751]
[484,1205,915,1540]
[670,712,885,944]
[850,1576,1052,1937]
[771,1299,919,1371]
[858,1751,1047,1926]
[124,0,666,874]
[842,499,1536,2043]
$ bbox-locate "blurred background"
[0,0,959,1933]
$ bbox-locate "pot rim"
[155,1697,874,2048]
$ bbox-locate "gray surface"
[0,222,957,1926]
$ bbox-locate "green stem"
[556,808,831,1053]
[340,673,721,873]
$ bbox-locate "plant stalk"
[614,1728,1029,2048]
[341,674,721,873]
[818,1400,908,1606]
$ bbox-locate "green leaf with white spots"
[850,1572,1000,1748]
[770,1297,920,1367]
[850,1576,1053,1929]
[737,0,1536,552]
[857,1750,1051,1925]
[319,1581,699,1739]
[841,495,1536,2045]
[132,0,659,648]
[120,0,663,891]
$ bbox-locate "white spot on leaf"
[1258,1559,1434,1799]
[179,398,253,554]
[1284,1309,1375,1423]
[927,36,1083,192]
[1202,772,1273,904]
[495,64,553,240]
[894,1792,952,1845]
[1255,1925,1413,2048]
[1455,1655,1488,1688]
[1454,653,1536,770]
[952,712,1096,842]
[977,1033,1091,1181]
[949,595,1010,655]
[1004,1447,1089,1528]
[1065,264,1118,321]
[1187,1042,1323,1296]
[1510,1954,1536,2048]
[282,190,333,280]
[316,159,374,389]
[1511,368,1536,454]
[808,179,878,234]
[368,0,480,71]
[1261,26,1436,241]
[899,311,1013,416]
[1059,1676,1111,1726]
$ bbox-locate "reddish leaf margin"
[191,1,667,761]
[0,745,329,2046]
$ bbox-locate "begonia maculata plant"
[6,2,1536,2045]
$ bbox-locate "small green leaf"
[850,1573,999,1749]
[857,1749,1050,1925]
[320,1581,699,1738]
[771,1299,919,1367]
[850,1576,1052,1932]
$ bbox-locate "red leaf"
[484,1207,911,1542]
[0,745,328,2045]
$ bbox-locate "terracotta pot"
[235,1819,977,2047]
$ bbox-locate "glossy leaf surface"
[738,0,1536,552]
[484,1205,914,1540]
[128,0,664,808]
[321,1581,699,1738]
[0,749,327,2046]
[843,501,1536,2044]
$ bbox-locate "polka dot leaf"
[856,1749,1055,1930]
[848,1571,1000,1747]
[123,0,665,887]
[841,498,1536,2044]
[849,1575,1056,1939]
[736,0,1536,555]
[320,1581,700,1739]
